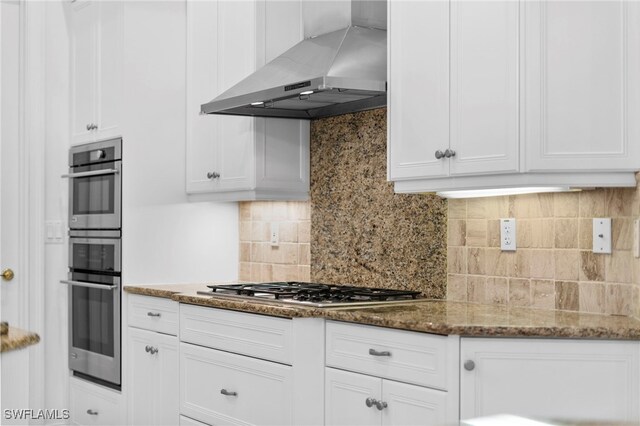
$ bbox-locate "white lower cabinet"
[180,342,293,426]
[325,368,449,426]
[69,376,124,426]
[127,327,179,426]
[460,337,640,422]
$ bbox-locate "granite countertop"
[1,326,40,353]
[124,284,640,340]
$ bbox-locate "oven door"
[64,273,121,385]
[66,161,121,230]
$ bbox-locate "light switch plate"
[45,220,64,244]
[270,222,279,247]
[500,218,516,251]
[592,218,612,254]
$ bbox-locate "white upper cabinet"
[186,0,310,201]
[524,1,640,172]
[70,0,123,145]
[389,0,640,193]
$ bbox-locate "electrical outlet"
[500,218,516,251]
[592,218,612,254]
[270,222,279,247]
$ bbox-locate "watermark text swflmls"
[4,409,70,421]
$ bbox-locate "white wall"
[43,0,238,416]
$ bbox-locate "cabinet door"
[525,1,640,172]
[382,380,449,426]
[388,0,449,180]
[325,368,381,426]
[95,1,123,141]
[128,328,179,426]
[449,1,520,176]
[70,0,98,145]
[460,338,640,422]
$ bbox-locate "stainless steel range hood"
[201,1,387,120]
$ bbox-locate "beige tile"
[530,219,555,248]
[513,193,554,218]
[273,243,299,264]
[447,274,467,301]
[287,201,311,220]
[605,283,633,316]
[555,281,579,311]
[579,190,605,217]
[578,218,593,250]
[612,218,633,250]
[529,250,555,279]
[466,220,487,247]
[251,201,272,220]
[271,202,289,220]
[484,196,511,219]
[298,243,311,266]
[250,243,263,262]
[279,222,298,243]
[250,263,262,282]
[251,222,268,242]
[578,282,606,314]
[579,251,605,282]
[554,219,578,248]
[298,221,311,243]
[509,278,531,306]
[554,192,580,217]
[239,242,251,262]
[239,202,251,221]
[448,220,467,246]
[448,247,467,274]
[467,276,487,303]
[239,262,251,281]
[531,279,555,309]
[605,250,634,284]
[486,277,508,304]
[239,221,251,242]
[514,250,532,278]
[260,264,273,281]
[448,199,467,219]
[272,264,299,281]
[633,256,640,288]
[485,249,514,277]
[605,188,634,217]
[487,220,501,248]
[553,250,579,281]
[467,248,486,275]
[299,265,311,282]
[467,199,487,219]
[516,220,532,248]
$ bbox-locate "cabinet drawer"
[69,377,124,426]
[180,304,293,364]
[326,321,449,390]
[180,415,209,426]
[180,343,293,426]
[128,294,179,335]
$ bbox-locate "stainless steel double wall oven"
[63,138,122,388]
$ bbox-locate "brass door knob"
[2,268,14,281]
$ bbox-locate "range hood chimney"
[201,0,387,120]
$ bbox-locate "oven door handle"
[60,280,118,290]
[60,169,120,179]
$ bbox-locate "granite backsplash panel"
[309,108,447,297]
[447,175,640,318]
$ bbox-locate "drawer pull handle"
[86,409,99,416]
[220,389,238,397]
[147,312,161,317]
[369,348,391,357]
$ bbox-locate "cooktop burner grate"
[198,282,423,307]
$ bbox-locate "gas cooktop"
[196,282,425,308]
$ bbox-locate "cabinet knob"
[220,389,238,397]
[444,149,456,158]
[149,347,159,355]
[86,124,92,131]
[207,171,221,179]
[434,150,445,160]
[464,360,475,371]
[365,397,377,408]
[145,345,151,353]
[86,410,98,416]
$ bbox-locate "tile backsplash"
[447,176,640,317]
[238,201,311,282]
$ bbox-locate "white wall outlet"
[45,220,64,244]
[270,222,280,247]
[500,218,516,251]
[592,218,612,254]
[633,219,640,258]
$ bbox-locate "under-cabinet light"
[300,90,314,95]
[250,101,264,106]
[436,186,581,199]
